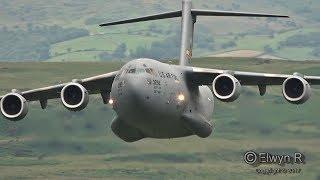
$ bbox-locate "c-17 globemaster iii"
[1,0,319,142]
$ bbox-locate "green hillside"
[0,58,319,179]
[1,0,320,61]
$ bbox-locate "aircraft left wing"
[0,71,118,104]
[184,67,320,86]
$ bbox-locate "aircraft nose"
[121,74,147,106]
[112,73,153,121]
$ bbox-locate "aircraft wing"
[0,71,118,102]
[184,67,320,86]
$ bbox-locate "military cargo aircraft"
[1,0,319,142]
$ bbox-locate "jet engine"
[282,76,311,104]
[212,74,241,102]
[0,93,28,121]
[61,83,89,111]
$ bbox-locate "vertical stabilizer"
[179,0,195,66]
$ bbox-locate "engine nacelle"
[0,93,28,121]
[212,74,241,102]
[282,76,311,104]
[61,83,89,111]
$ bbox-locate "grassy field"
[0,57,320,179]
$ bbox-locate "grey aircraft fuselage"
[110,59,214,141]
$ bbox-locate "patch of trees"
[279,32,320,57]
[280,32,320,47]
[312,48,320,57]
[247,26,275,36]
[221,41,236,49]
[130,33,180,60]
[85,17,106,25]
[129,25,215,60]
[194,25,215,50]
[264,45,274,53]
[99,43,127,61]
[294,6,312,14]
[148,23,164,34]
[26,24,89,44]
[0,24,89,61]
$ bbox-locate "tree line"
[99,25,215,61]
[0,24,89,61]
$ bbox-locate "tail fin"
[99,0,289,66]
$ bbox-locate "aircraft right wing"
[182,66,320,103]
[183,67,320,86]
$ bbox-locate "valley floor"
[0,137,319,180]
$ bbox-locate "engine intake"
[0,93,28,121]
[282,76,311,104]
[61,83,89,111]
[212,74,241,102]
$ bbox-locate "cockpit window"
[136,68,145,74]
[146,68,156,76]
[128,68,136,74]
[127,68,145,74]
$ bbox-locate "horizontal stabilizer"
[191,9,289,18]
[99,10,182,27]
[99,9,289,27]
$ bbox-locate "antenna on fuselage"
[99,0,289,66]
